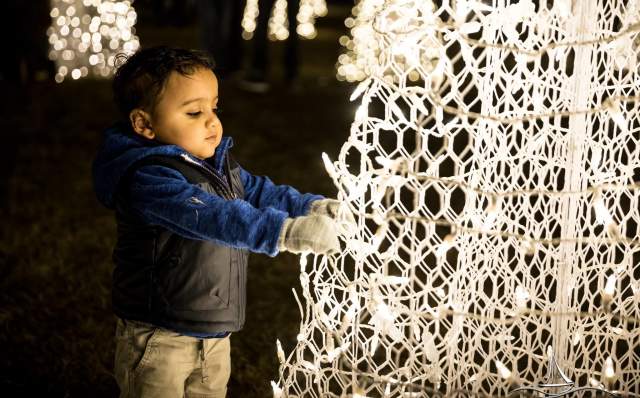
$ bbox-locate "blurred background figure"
[241,0,300,93]
[151,0,195,26]
[197,0,247,78]
[1,0,52,84]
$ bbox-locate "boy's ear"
[129,109,155,139]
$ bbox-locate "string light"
[324,149,640,251]
[435,233,455,258]
[48,0,139,82]
[337,0,640,82]
[276,339,285,363]
[601,274,617,310]
[241,0,327,41]
[603,356,617,383]
[494,360,513,381]
[514,285,530,311]
[352,386,371,398]
[271,380,284,398]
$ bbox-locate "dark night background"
[0,0,357,396]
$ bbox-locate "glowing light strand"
[241,0,327,41]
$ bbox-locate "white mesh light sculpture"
[47,0,139,82]
[275,0,640,396]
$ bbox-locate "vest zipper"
[224,157,243,328]
[189,159,235,199]
[189,156,243,328]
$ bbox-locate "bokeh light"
[48,0,139,83]
[242,0,327,41]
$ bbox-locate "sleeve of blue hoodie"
[128,165,289,257]
[239,167,324,217]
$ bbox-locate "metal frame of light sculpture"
[274,0,640,397]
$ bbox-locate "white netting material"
[276,0,640,397]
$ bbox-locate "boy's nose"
[205,113,217,128]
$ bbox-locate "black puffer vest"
[112,154,249,334]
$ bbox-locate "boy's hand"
[278,215,340,255]
[309,199,357,237]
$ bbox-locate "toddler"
[92,46,351,397]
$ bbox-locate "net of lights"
[335,0,387,82]
[47,0,140,83]
[241,0,327,41]
[274,0,640,397]
[337,0,640,83]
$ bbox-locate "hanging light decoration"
[47,0,139,83]
[241,0,327,41]
[274,0,640,396]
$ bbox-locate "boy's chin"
[199,147,217,160]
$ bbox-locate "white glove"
[277,215,340,254]
[309,199,357,237]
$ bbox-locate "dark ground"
[0,3,356,397]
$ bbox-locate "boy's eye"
[213,107,222,114]
[187,111,202,117]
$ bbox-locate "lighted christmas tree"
[275,0,640,396]
[47,0,139,82]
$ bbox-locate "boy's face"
[133,67,223,159]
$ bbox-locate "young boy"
[92,46,351,397]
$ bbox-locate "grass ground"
[0,5,354,396]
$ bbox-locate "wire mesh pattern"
[276,0,640,397]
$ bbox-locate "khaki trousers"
[114,318,231,398]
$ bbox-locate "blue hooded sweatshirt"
[93,123,324,257]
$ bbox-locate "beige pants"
[114,318,231,398]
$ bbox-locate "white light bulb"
[276,339,285,363]
[603,356,616,380]
[604,274,616,297]
[515,285,530,310]
[605,98,628,133]
[610,326,623,335]
[322,152,337,179]
[300,253,308,273]
[593,191,614,226]
[271,380,284,398]
[602,274,617,308]
[436,234,456,259]
[301,360,317,371]
[350,78,371,101]
[380,275,410,285]
[572,330,582,346]
[495,360,512,380]
[459,21,481,34]
[352,387,370,398]
[371,223,388,250]
[484,197,501,230]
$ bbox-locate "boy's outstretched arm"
[239,167,324,216]
[127,165,341,256]
[240,167,358,237]
[129,165,289,256]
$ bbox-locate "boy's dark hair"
[112,46,216,118]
